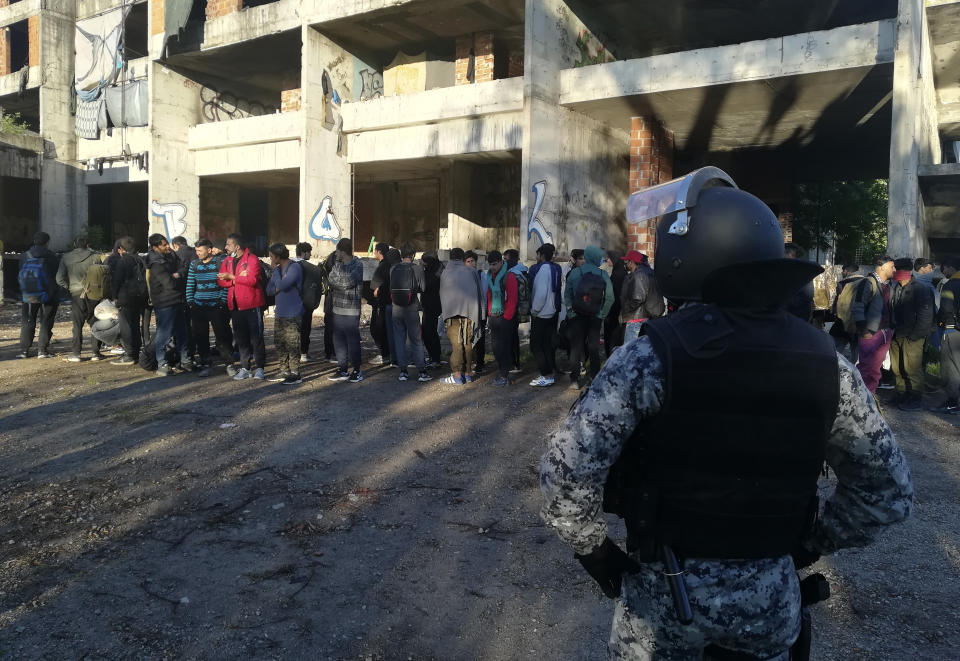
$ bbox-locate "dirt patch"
[0,303,957,659]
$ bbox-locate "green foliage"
[0,110,30,136]
[792,180,888,264]
[81,224,108,251]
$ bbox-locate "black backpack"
[573,272,606,317]
[390,262,416,307]
[300,261,323,311]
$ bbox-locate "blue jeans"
[154,304,189,365]
[392,304,425,372]
[623,320,644,344]
[333,312,362,371]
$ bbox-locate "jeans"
[445,317,475,376]
[19,301,59,354]
[332,312,362,371]
[603,314,623,357]
[230,308,266,370]
[568,314,602,385]
[392,304,425,372]
[530,314,558,377]
[623,320,644,344]
[154,304,190,366]
[890,336,925,394]
[475,322,487,370]
[118,304,144,359]
[191,306,234,365]
[422,309,442,363]
[300,307,317,355]
[489,315,518,378]
[70,296,102,356]
[941,330,960,403]
[856,328,893,393]
[371,304,394,361]
[275,316,302,374]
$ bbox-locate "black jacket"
[175,245,194,280]
[146,249,185,309]
[370,249,401,306]
[891,277,936,340]
[111,253,148,307]
[608,259,627,322]
[421,255,443,316]
[18,246,61,301]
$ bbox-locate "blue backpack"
[19,253,49,304]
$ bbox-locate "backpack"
[514,270,532,321]
[130,256,149,304]
[573,271,607,317]
[82,257,112,301]
[139,338,177,371]
[19,252,49,303]
[259,259,275,308]
[835,276,874,335]
[390,262,416,307]
[300,261,322,311]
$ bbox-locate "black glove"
[791,543,820,570]
[575,537,641,599]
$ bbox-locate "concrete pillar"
[149,63,202,242]
[455,32,495,85]
[887,0,940,258]
[627,116,674,261]
[206,0,242,21]
[300,26,352,257]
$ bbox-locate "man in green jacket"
[56,236,102,362]
[564,245,614,390]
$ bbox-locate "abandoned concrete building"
[1,0,959,260]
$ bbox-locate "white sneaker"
[233,368,251,380]
[300,353,309,363]
[530,376,555,387]
[253,368,265,380]
[369,355,386,365]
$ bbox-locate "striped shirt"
[186,256,228,307]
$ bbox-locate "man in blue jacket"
[266,243,304,385]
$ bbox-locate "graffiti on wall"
[151,200,188,240]
[199,85,277,122]
[359,69,384,101]
[308,196,342,243]
[527,180,554,248]
[574,32,613,68]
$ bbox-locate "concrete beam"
[559,20,896,106]
[341,77,524,133]
[0,0,40,29]
[347,112,524,163]
[919,162,960,176]
[188,112,302,151]
[202,0,301,51]
[0,65,41,95]
[304,0,483,25]
[194,140,301,176]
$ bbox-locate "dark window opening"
[243,0,279,9]
[10,20,29,71]
[87,182,149,251]
[123,3,149,61]
[0,88,40,133]
[165,0,208,55]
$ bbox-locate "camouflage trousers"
[609,556,801,661]
[274,316,302,375]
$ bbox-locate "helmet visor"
[626,166,738,225]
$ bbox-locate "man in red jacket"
[486,250,518,386]
[218,233,266,380]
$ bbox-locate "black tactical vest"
[606,304,840,561]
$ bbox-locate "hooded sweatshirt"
[328,255,364,316]
[563,245,615,320]
[19,245,61,301]
[440,259,483,325]
[56,247,98,297]
[146,249,185,309]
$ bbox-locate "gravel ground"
[0,302,957,660]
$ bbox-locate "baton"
[661,545,693,625]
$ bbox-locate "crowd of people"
[12,229,959,411]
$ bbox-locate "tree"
[0,109,30,136]
[791,180,888,264]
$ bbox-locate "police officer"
[540,168,914,661]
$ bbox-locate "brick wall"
[627,116,674,261]
[455,32,495,85]
[151,0,165,36]
[507,51,524,78]
[27,16,39,68]
[778,211,794,243]
[280,88,301,113]
[207,0,242,21]
[0,27,9,77]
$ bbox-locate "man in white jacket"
[528,243,563,387]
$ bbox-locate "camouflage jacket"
[540,333,914,559]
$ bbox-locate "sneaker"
[233,368,251,380]
[425,360,439,370]
[269,371,291,382]
[463,374,474,383]
[111,356,136,366]
[509,366,522,374]
[300,353,310,363]
[282,373,303,385]
[348,370,364,383]
[369,355,386,366]
[530,376,555,387]
[65,354,82,363]
[156,364,172,376]
[226,364,239,377]
[418,372,433,382]
[398,371,409,382]
[197,366,211,378]
[328,369,349,382]
[89,354,104,362]
[877,382,896,391]
[930,401,959,414]
[327,357,338,364]
[37,352,53,359]
[441,374,465,385]
[253,368,265,380]
[179,360,194,373]
[109,346,125,355]
[491,375,513,386]
[16,352,29,359]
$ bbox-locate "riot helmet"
[626,167,822,305]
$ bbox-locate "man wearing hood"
[147,234,192,376]
[56,235,102,361]
[604,249,627,355]
[504,249,528,372]
[17,231,61,359]
[440,248,483,384]
[327,238,365,383]
[563,245,615,390]
[889,258,936,411]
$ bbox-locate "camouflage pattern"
[275,316,302,374]
[540,330,913,661]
